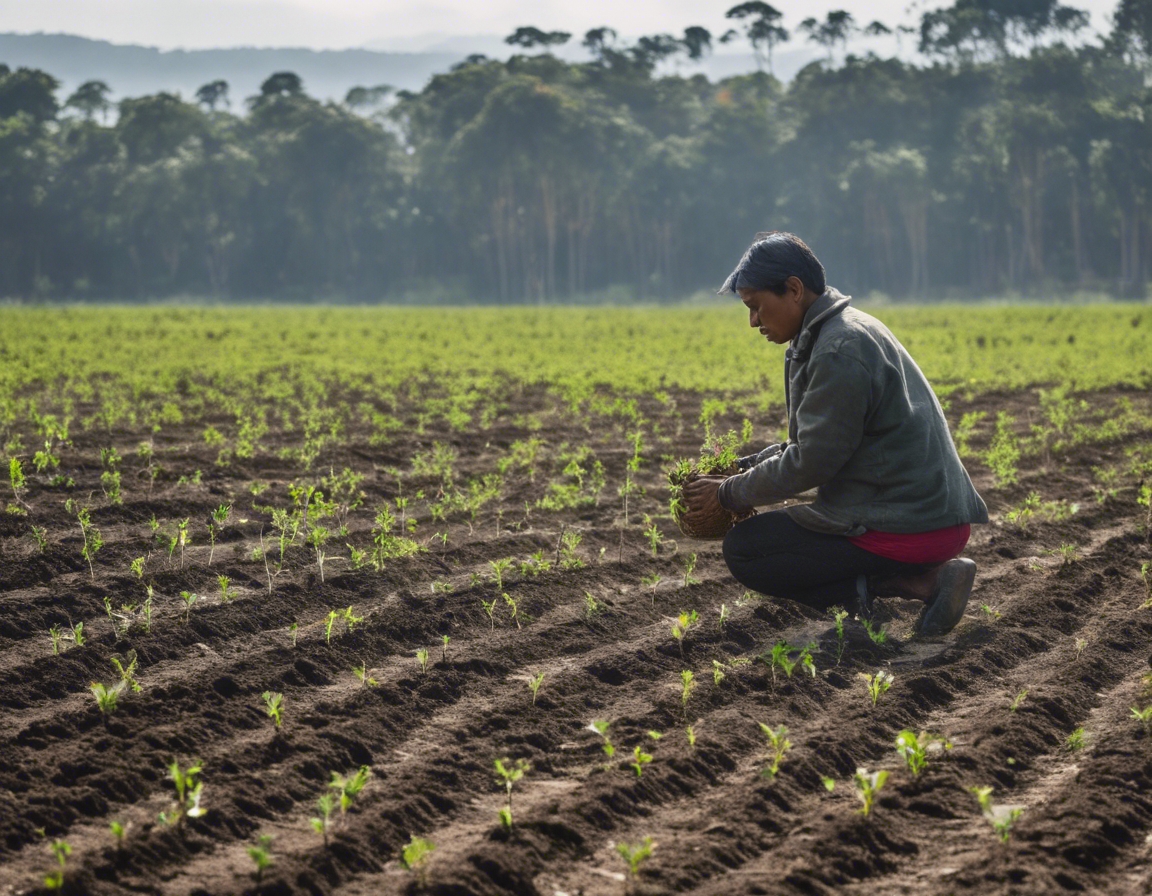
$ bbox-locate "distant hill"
[0,32,810,107]
[0,32,462,104]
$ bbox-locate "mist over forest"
[1,0,1151,303]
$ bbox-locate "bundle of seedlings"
[668,429,755,539]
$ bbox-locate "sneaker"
[915,558,977,636]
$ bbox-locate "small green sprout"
[1074,637,1087,660]
[353,663,378,687]
[528,672,545,704]
[641,573,662,602]
[588,719,615,758]
[583,590,601,618]
[441,634,450,662]
[821,775,836,792]
[1140,561,1152,608]
[717,603,729,630]
[853,767,889,817]
[44,838,71,890]
[90,681,123,715]
[671,609,699,656]
[686,724,697,749]
[69,620,85,647]
[218,575,236,602]
[262,691,283,729]
[49,626,62,655]
[430,579,452,594]
[681,552,700,587]
[30,525,48,552]
[247,833,274,882]
[494,757,530,829]
[330,765,372,813]
[862,618,888,645]
[1010,689,1029,712]
[862,670,894,707]
[503,592,521,628]
[480,598,498,629]
[163,759,206,826]
[288,621,299,647]
[110,650,142,693]
[109,820,127,846]
[310,793,336,845]
[343,606,364,630]
[617,837,654,877]
[400,835,436,871]
[680,669,696,715]
[980,603,1002,621]
[416,648,430,674]
[1066,727,1086,751]
[712,659,726,686]
[208,504,231,566]
[765,641,817,683]
[488,557,513,590]
[325,610,339,644]
[758,723,792,778]
[1132,706,1152,736]
[179,591,198,623]
[130,556,146,579]
[971,785,1024,842]
[643,515,663,556]
[630,744,653,777]
[894,729,951,776]
[828,606,849,664]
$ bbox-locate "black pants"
[722,510,934,613]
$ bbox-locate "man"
[682,232,988,635]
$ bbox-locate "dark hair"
[718,231,827,296]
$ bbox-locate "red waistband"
[848,524,971,565]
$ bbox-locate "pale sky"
[0,0,1123,51]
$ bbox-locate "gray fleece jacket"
[717,289,989,536]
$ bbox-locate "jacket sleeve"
[719,351,872,513]
[736,442,787,471]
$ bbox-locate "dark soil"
[1,387,1151,895]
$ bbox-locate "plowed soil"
[1,387,1151,896]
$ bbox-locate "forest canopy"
[1,0,1151,302]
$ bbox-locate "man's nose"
[749,309,759,327]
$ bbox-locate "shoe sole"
[916,559,976,636]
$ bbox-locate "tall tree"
[64,80,112,122]
[722,3,789,73]
[505,27,572,52]
[195,80,230,111]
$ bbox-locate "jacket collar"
[789,287,851,361]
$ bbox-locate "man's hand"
[681,475,730,534]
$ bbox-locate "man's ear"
[788,275,805,302]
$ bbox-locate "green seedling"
[176,517,189,569]
[216,575,235,602]
[642,515,664,557]
[247,833,274,882]
[109,820,127,847]
[712,659,726,686]
[617,837,654,877]
[416,648,430,674]
[44,838,71,890]
[8,456,28,511]
[821,776,837,792]
[641,573,662,602]
[30,525,48,552]
[179,591,198,623]
[430,579,452,594]
[980,603,1002,621]
[862,670,894,707]
[130,556,146,579]
[1131,706,1152,736]
[400,835,436,872]
[971,786,1024,842]
[66,500,103,581]
[343,605,363,630]
[759,723,792,779]
[829,606,849,664]
[558,529,584,569]
[110,650,142,693]
[49,626,62,655]
[584,590,601,618]
[1074,637,1087,661]
[528,672,545,704]
[680,669,696,716]
[441,634,450,662]
[1066,727,1086,751]
[494,757,529,830]
[310,793,336,845]
[489,557,513,590]
[481,598,498,630]
[894,729,951,776]
[1010,689,1029,712]
[162,759,206,827]
[208,504,231,565]
[853,767,889,817]
[671,609,698,656]
[681,552,700,587]
[69,620,85,647]
[686,724,697,749]
[717,603,730,630]
[325,610,340,644]
[862,618,888,645]
[288,621,299,647]
[589,719,615,758]
[1140,562,1151,608]
[765,641,817,684]
[330,765,372,814]
[103,595,115,624]
[262,691,283,729]
[503,592,521,629]
[630,744,653,777]
[353,663,378,687]
[90,680,123,715]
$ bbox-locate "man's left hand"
[682,475,730,532]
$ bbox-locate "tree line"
[1,0,1151,302]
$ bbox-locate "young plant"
[712,659,726,686]
[584,590,601,618]
[130,556,146,579]
[176,517,190,569]
[717,603,730,631]
[1131,706,1152,736]
[642,515,663,556]
[162,759,206,827]
[441,634,450,662]
[862,670,894,707]
[503,592,521,629]
[30,525,48,552]
[1010,689,1029,712]
[310,793,336,846]
[861,618,888,645]
[494,757,530,830]
[1140,561,1152,609]
[416,648,430,675]
[1066,727,1086,751]
[480,597,498,630]
[352,662,378,687]
[8,456,29,513]
[971,786,1024,843]
[686,724,697,749]
[765,641,817,684]
[488,557,514,591]
[641,573,662,603]
[325,609,340,644]
[90,680,124,715]
[288,621,299,647]
[588,719,615,759]
[670,609,699,657]
[853,767,889,817]
[44,838,71,890]
[262,691,283,730]
[528,672,545,705]
[829,606,849,664]
[680,552,700,587]
[69,620,85,647]
[109,820,127,848]
[980,603,1002,621]
[179,591,198,623]
[110,650,142,693]
[894,729,951,776]
[758,723,792,779]
[208,504,231,565]
[1074,637,1088,660]
[218,575,236,602]
[400,835,436,872]
[330,765,372,814]
[617,837,654,878]
[66,499,103,581]
[558,529,584,569]
[49,626,63,655]
[630,744,653,777]
[680,669,696,717]
[247,833,275,882]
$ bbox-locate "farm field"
[1,306,1152,895]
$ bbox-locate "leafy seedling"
[311,793,336,846]
[971,785,1024,842]
[862,618,888,645]
[109,820,128,848]
[894,729,951,776]
[262,691,283,730]
[110,650,142,693]
[617,837,654,878]
[179,591,198,623]
[44,838,71,890]
[288,621,299,647]
[980,603,1002,621]
[765,641,817,684]
[49,626,62,655]
[343,606,364,630]
[686,724,697,749]
[503,592,522,628]
[862,670,894,707]
[681,552,700,587]
[828,606,849,664]
[69,620,85,647]
[584,590,601,618]
[247,833,274,882]
[400,834,436,873]
[218,575,236,602]
[1132,706,1152,736]
[853,767,888,817]
[162,759,206,827]
[528,672,545,704]
[1074,637,1087,661]
[325,610,340,644]
[489,557,513,591]
[416,648,430,674]
[712,659,726,686]
[630,744,653,777]
[494,757,530,830]
[353,662,378,687]
[208,504,231,565]
[588,719,616,759]
[90,680,124,715]
[679,669,696,717]
[480,598,498,630]
[643,515,663,556]
[441,634,450,662]
[1066,727,1086,751]
[1010,689,1029,712]
[821,776,836,792]
[130,556,146,579]
[671,609,699,656]
[758,723,791,779]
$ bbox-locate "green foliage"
[1066,727,1086,751]
[493,757,529,829]
[983,412,1021,488]
[527,672,545,704]
[617,837,654,877]
[1131,705,1152,736]
[853,767,889,817]
[162,759,206,826]
[971,786,1024,843]
[400,835,436,871]
[330,765,372,814]
[90,680,124,715]
[247,834,274,880]
[894,729,951,776]
[588,719,615,759]
[44,838,71,890]
[630,744,653,777]
[828,606,849,663]
[862,670,894,707]
[758,723,792,778]
[262,691,283,729]
[764,641,817,683]
[670,609,698,655]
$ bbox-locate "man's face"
[738,283,806,344]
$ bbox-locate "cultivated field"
[1,306,1151,895]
